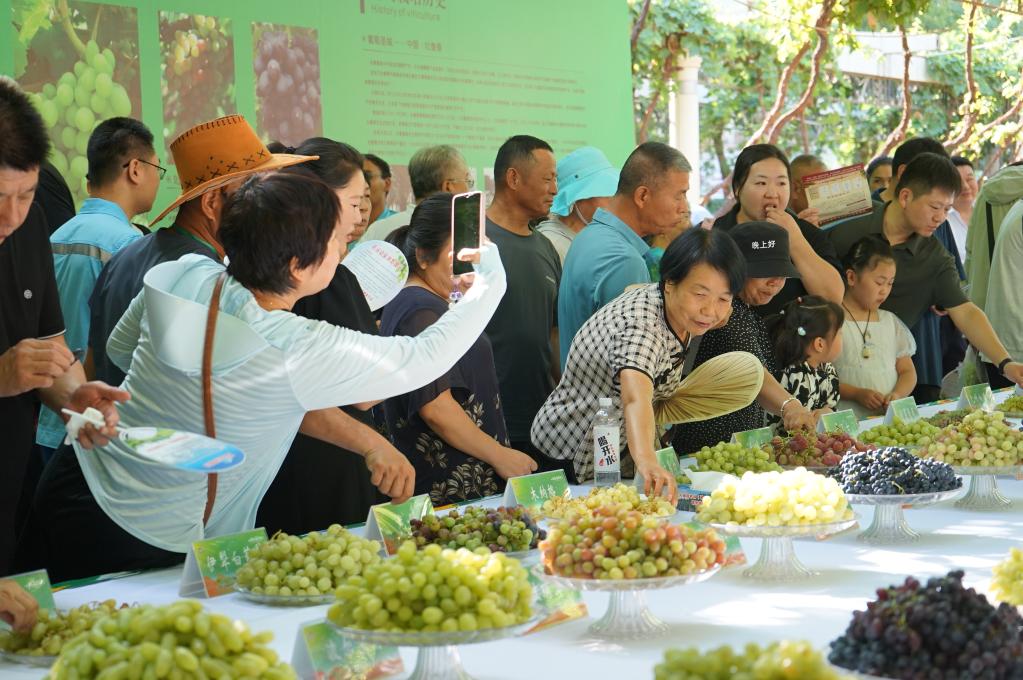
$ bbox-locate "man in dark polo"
[828,152,1023,390]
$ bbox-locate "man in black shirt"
[0,79,126,572]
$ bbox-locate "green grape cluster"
[996,395,1023,416]
[655,641,846,680]
[27,40,132,199]
[235,524,381,596]
[540,505,726,580]
[408,506,545,553]
[692,442,782,475]
[44,600,294,680]
[991,547,1023,606]
[0,600,126,657]
[539,482,674,519]
[696,468,853,527]
[918,410,1023,467]
[328,541,532,632]
[859,418,941,448]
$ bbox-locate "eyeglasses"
[123,158,167,179]
[448,176,476,189]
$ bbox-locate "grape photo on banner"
[12,0,141,205]
[158,12,234,158]
[252,23,322,146]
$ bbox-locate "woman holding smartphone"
[382,193,537,505]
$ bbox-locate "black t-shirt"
[35,161,76,234]
[89,225,216,386]
[0,202,64,564]
[257,265,381,532]
[714,205,842,317]
[484,219,562,442]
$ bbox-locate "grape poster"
[3,0,633,221]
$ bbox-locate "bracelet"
[998,357,1013,375]
[780,397,800,416]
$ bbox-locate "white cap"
[599,398,612,407]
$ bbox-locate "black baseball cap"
[729,221,801,279]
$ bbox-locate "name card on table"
[818,409,859,436]
[523,569,588,635]
[730,426,775,449]
[503,469,570,514]
[364,494,434,556]
[634,447,682,492]
[6,569,56,613]
[676,485,712,513]
[179,528,268,598]
[291,619,403,680]
[884,397,921,424]
[958,383,996,412]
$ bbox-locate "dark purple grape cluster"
[408,506,545,553]
[254,28,322,145]
[829,570,1023,678]
[828,447,961,495]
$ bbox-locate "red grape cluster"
[254,28,322,145]
[769,430,872,468]
[161,15,234,139]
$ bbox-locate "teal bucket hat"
[551,146,620,217]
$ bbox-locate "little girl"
[833,235,917,418]
[766,295,845,430]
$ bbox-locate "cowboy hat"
[151,114,316,224]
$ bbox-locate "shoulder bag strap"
[202,271,228,525]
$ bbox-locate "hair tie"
[797,326,806,336]
[779,309,786,315]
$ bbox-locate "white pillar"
[669,55,702,207]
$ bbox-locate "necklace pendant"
[861,346,872,359]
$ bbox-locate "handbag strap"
[201,272,228,525]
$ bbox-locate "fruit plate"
[331,613,540,680]
[708,516,858,582]
[845,487,963,545]
[951,465,1021,510]
[233,584,334,606]
[0,650,57,667]
[531,563,720,640]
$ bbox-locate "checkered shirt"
[531,284,687,481]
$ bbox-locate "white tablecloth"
[5,391,1022,679]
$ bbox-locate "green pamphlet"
[958,383,995,411]
[884,396,921,424]
[364,494,434,555]
[730,426,774,449]
[291,619,403,680]
[6,569,56,613]
[818,409,859,436]
[502,470,570,513]
[179,528,268,597]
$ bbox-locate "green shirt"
[825,203,968,327]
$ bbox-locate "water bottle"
[593,397,621,486]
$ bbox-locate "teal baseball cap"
[551,146,620,217]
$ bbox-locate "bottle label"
[594,426,620,472]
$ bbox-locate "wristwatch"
[998,357,1013,375]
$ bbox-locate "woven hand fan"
[653,351,764,426]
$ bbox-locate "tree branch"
[944,0,981,152]
[631,0,654,51]
[766,0,837,143]
[877,25,913,158]
[57,0,87,59]
[745,38,813,147]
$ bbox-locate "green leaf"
[12,0,54,45]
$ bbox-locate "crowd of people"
[2,73,1023,594]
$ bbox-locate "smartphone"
[451,191,484,276]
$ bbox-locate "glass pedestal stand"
[952,466,1019,510]
[710,517,858,582]
[845,487,964,545]
[532,564,720,640]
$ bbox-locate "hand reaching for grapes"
[856,388,886,411]
[364,444,415,503]
[0,580,38,634]
[490,447,537,480]
[1003,361,1023,388]
[636,459,678,505]
[782,401,817,433]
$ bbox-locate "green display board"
[3,0,634,224]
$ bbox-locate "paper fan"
[654,351,764,426]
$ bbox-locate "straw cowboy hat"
[151,114,316,224]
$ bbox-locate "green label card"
[364,495,434,555]
[523,568,588,634]
[502,469,570,513]
[291,619,403,680]
[635,447,683,494]
[884,397,921,425]
[8,569,55,613]
[958,383,996,411]
[681,521,747,568]
[179,528,268,598]
[818,409,859,436]
[730,426,774,449]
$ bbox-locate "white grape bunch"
[696,468,853,527]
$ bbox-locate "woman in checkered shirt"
[530,228,747,500]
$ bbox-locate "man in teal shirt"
[37,117,160,453]
[558,142,691,368]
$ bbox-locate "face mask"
[573,204,591,226]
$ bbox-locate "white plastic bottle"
[593,397,621,487]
